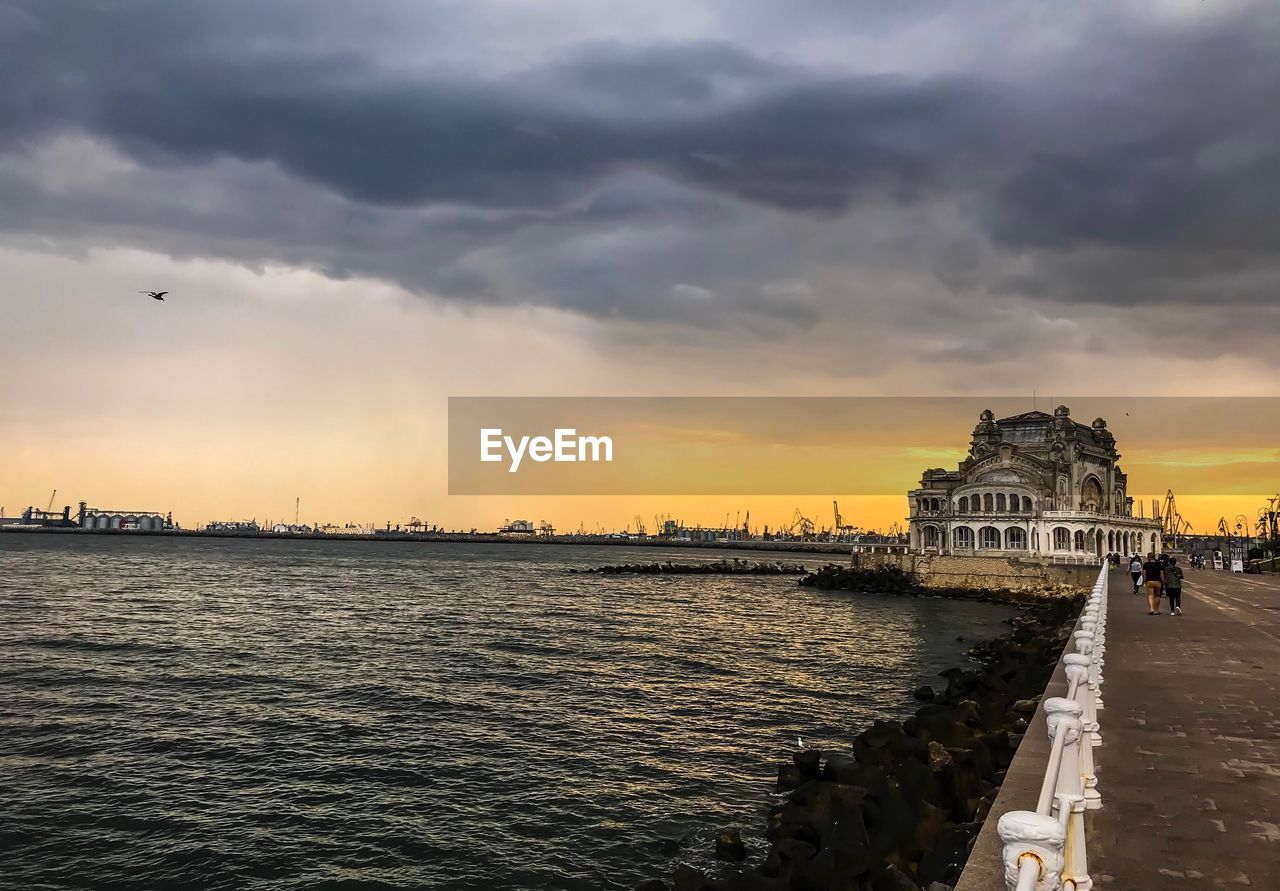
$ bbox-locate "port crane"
[1260,494,1280,543]
[832,500,858,540]
[784,507,815,540]
[1159,490,1194,546]
[47,489,57,511]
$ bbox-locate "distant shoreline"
[0,526,860,555]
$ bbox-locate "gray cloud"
[2,0,1279,361]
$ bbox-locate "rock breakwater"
[798,563,1082,606]
[647,590,1084,891]
[576,560,809,576]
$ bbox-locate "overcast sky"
[3,0,1277,529]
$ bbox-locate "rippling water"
[0,535,1015,890]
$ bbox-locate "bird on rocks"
[140,291,169,301]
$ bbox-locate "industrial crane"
[47,489,57,511]
[832,500,857,540]
[1159,490,1193,546]
[786,507,815,540]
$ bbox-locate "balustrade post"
[1044,697,1084,810]
[1079,618,1102,710]
[1058,790,1092,891]
[998,811,1065,891]
[1063,652,1100,809]
[1073,630,1102,747]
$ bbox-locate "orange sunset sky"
[4,251,1277,536]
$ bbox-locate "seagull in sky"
[140,291,169,301]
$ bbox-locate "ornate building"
[907,406,1162,559]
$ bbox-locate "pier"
[958,568,1280,890]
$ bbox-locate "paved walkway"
[1090,568,1280,888]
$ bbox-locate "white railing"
[1050,554,1101,566]
[998,565,1107,891]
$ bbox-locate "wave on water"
[0,536,1015,890]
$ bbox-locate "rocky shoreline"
[798,563,1083,606]
[574,559,809,576]
[641,576,1085,891]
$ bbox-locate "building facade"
[907,406,1162,560]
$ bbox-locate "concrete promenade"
[1088,568,1279,888]
[957,568,1279,890]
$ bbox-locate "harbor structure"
[907,406,1162,559]
[205,521,261,533]
[0,505,80,528]
[78,502,172,531]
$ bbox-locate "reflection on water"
[0,536,1013,890]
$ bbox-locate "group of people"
[1121,551,1185,616]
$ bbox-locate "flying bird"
[140,291,169,301]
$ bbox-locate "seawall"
[854,551,1099,592]
[0,526,862,555]
[952,595,1086,890]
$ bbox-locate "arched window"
[1082,477,1103,511]
[979,526,1001,549]
[1022,496,1033,512]
[1074,529,1086,551]
[931,498,941,512]
[954,527,974,549]
[923,525,940,548]
[1008,493,1019,512]
[958,496,969,513]
[1006,527,1027,549]
[983,493,994,512]
[996,493,1007,511]
[1053,527,1071,550]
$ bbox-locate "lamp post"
[1235,516,1251,569]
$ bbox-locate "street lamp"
[1236,515,1252,567]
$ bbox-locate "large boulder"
[716,827,748,862]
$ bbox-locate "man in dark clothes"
[1165,557,1185,615]
[1143,553,1165,615]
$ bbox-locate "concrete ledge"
[857,551,1099,591]
[953,611,1080,890]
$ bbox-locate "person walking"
[1129,553,1144,594]
[1166,557,1185,615]
[1143,552,1165,615]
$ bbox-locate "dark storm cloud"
[1,0,1279,348]
[0,1,1000,214]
